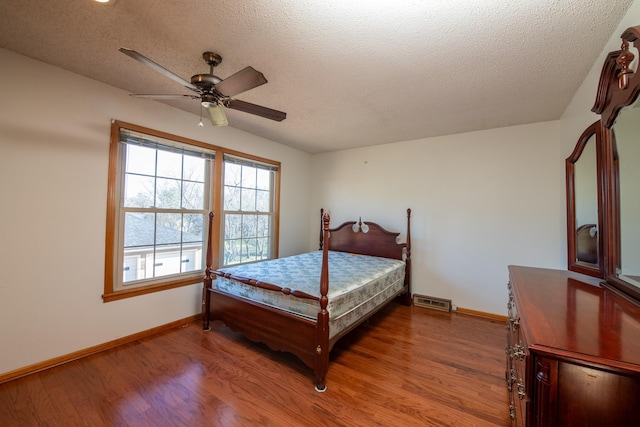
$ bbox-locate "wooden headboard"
[319,209,411,261]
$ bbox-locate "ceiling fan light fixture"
[205,103,228,127]
[94,0,117,5]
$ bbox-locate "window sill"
[103,274,203,302]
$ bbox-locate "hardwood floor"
[0,304,510,426]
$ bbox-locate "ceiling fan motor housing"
[191,73,222,88]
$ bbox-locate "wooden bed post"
[315,212,331,392]
[319,208,324,250]
[401,208,413,306]
[203,212,214,331]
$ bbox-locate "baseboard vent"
[413,294,452,312]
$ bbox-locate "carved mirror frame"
[566,120,605,278]
[585,25,640,301]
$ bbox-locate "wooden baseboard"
[0,314,201,385]
[455,307,507,322]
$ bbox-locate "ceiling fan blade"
[119,48,200,93]
[129,94,200,100]
[215,66,267,96]
[225,99,287,122]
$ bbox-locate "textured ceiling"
[0,0,633,153]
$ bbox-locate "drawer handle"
[506,368,516,391]
[507,317,520,331]
[517,379,526,400]
[510,344,525,360]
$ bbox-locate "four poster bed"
[202,209,412,391]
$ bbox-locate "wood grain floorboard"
[0,303,510,426]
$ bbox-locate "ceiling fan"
[119,48,286,126]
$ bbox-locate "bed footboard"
[203,212,332,391]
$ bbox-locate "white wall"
[311,121,567,316]
[0,48,311,375]
[310,0,640,316]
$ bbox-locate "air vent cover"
[413,294,452,312]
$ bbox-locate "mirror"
[566,121,604,277]
[591,25,640,302]
[608,97,640,298]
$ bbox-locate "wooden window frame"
[103,120,280,302]
[221,154,279,267]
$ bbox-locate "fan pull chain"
[198,104,205,127]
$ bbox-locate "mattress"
[214,250,406,338]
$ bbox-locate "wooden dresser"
[506,265,640,426]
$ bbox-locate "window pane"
[224,185,240,211]
[256,189,270,212]
[241,238,254,261]
[123,255,140,283]
[225,163,241,186]
[154,246,182,277]
[124,174,154,208]
[156,213,182,245]
[257,215,270,237]
[225,214,242,239]
[241,188,256,211]
[242,215,258,238]
[183,155,205,182]
[256,237,269,260]
[183,180,204,209]
[124,212,155,248]
[156,178,181,209]
[180,247,201,273]
[241,165,257,188]
[183,213,204,242]
[126,144,156,176]
[156,150,182,179]
[256,169,270,190]
[123,212,155,284]
[224,239,241,265]
[144,253,154,279]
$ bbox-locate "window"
[104,121,280,301]
[119,129,212,286]
[222,155,277,266]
